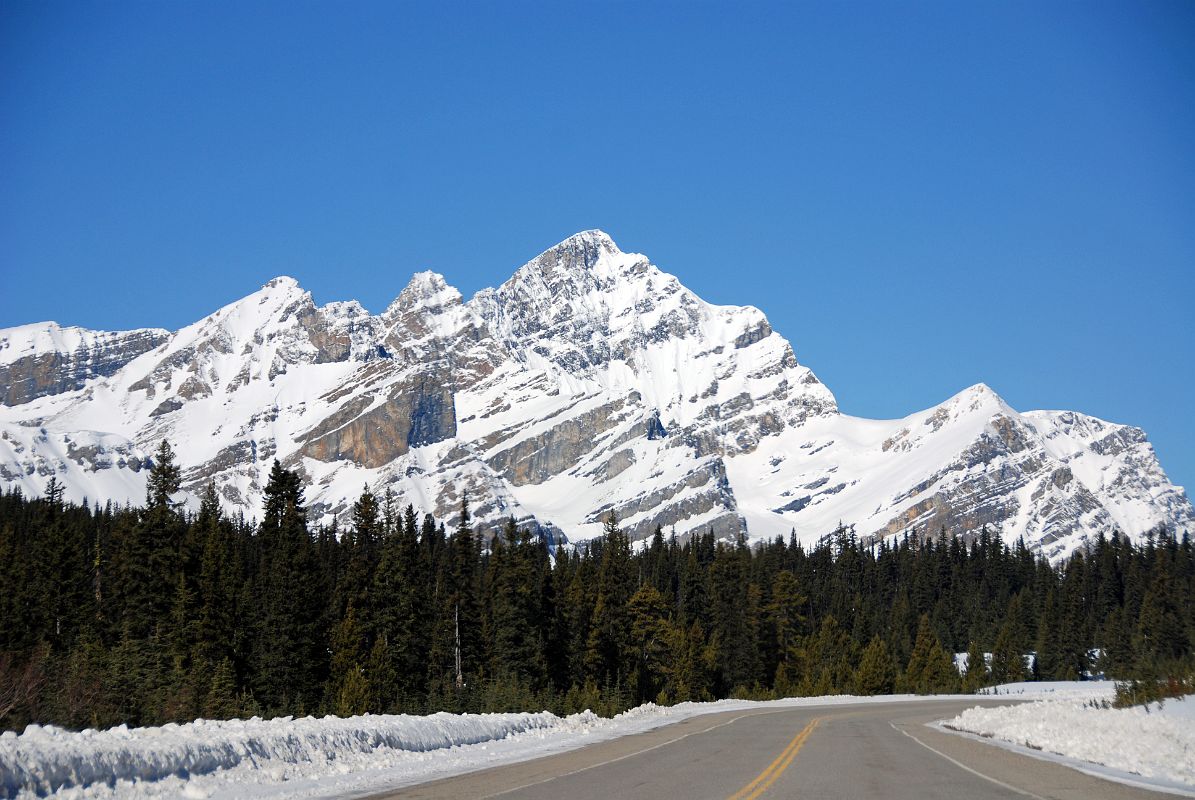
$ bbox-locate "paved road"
[373,699,1174,800]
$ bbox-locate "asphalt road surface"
[372,699,1176,800]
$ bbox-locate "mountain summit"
[0,232,1190,559]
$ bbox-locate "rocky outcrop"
[300,378,456,468]
[484,398,632,485]
[0,326,168,405]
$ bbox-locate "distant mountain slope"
[1,231,1189,559]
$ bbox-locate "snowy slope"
[0,231,1190,557]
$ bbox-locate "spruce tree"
[854,635,896,695]
[989,620,1026,684]
[904,615,958,694]
[328,603,370,716]
[490,519,545,688]
[371,503,427,710]
[961,639,988,693]
[1033,590,1063,680]
[585,512,635,690]
[627,583,672,704]
[765,570,807,688]
[251,461,324,714]
[119,440,184,639]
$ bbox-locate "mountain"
[0,231,1190,559]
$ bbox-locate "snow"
[942,692,1195,795]
[0,323,169,367]
[4,682,1177,799]
[0,694,1027,800]
[0,231,1190,557]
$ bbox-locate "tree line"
[1,441,1191,731]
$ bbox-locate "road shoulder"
[895,710,1183,800]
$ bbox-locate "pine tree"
[904,615,957,694]
[854,635,896,695]
[119,440,185,639]
[194,484,238,671]
[988,620,1026,684]
[250,461,324,715]
[709,539,760,693]
[628,583,673,704]
[338,485,381,628]
[765,570,807,687]
[490,519,545,688]
[1135,567,1189,674]
[585,512,635,690]
[146,440,182,509]
[1033,590,1063,680]
[371,503,427,710]
[794,615,855,695]
[443,493,482,689]
[668,620,714,702]
[203,657,239,720]
[328,603,370,716]
[961,639,988,693]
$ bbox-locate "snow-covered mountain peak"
[0,231,1189,560]
[942,382,1015,418]
[506,229,636,293]
[386,271,461,316]
[263,275,301,291]
[549,228,621,258]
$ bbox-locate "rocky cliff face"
[0,231,1189,559]
[0,324,169,406]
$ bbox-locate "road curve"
[371,699,1175,800]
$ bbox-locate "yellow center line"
[727,716,822,800]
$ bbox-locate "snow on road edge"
[0,686,1104,800]
[940,695,1195,797]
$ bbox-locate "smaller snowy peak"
[263,275,301,291]
[1021,408,1146,465]
[385,271,462,316]
[212,275,313,325]
[510,229,632,289]
[0,321,170,366]
[552,228,622,256]
[380,271,473,357]
[1023,408,1114,440]
[116,275,344,401]
[320,300,370,321]
[942,382,1015,418]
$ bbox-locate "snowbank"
[943,695,1195,793]
[0,710,567,799]
[0,695,982,799]
[1,689,1114,799]
[975,679,1115,699]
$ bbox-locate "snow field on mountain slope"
[0,428,148,508]
[943,694,1195,795]
[1,688,1102,800]
[0,324,171,367]
[725,386,1003,545]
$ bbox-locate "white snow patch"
[941,693,1195,795]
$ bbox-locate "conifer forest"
[1,441,1192,733]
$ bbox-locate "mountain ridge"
[0,230,1189,559]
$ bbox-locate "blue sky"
[2,1,1193,493]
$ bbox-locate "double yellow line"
[727,716,823,800]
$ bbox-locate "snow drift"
[944,695,1195,791]
[0,710,569,798]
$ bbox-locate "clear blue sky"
[2,1,1192,493]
